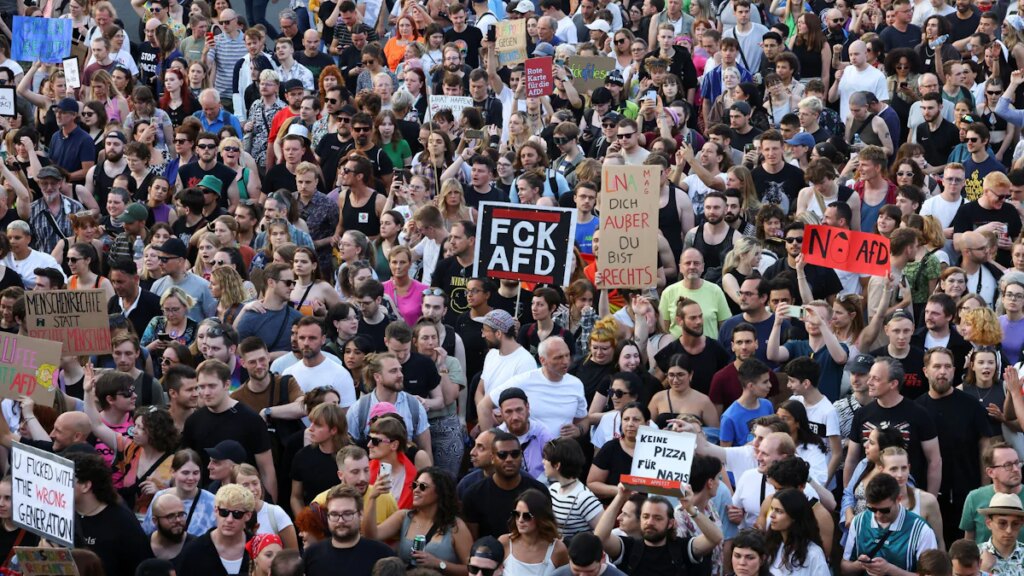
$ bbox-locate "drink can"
[412,535,426,552]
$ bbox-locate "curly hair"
[508,489,561,543]
[765,488,823,571]
[416,467,459,533]
[959,307,1003,346]
[754,203,787,242]
[318,65,345,105]
[215,483,256,512]
[139,407,181,453]
[210,266,247,309]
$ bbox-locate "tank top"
[396,513,458,567]
[791,42,822,81]
[341,190,383,238]
[692,224,735,271]
[503,540,557,576]
[93,160,129,212]
[659,184,684,263]
[851,113,884,148]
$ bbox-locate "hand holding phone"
[379,462,392,478]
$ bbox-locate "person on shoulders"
[177,484,255,575]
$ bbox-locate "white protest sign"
[0,87,15,118]
[11,442,75,548]
[62,58,80,90]
[428,95,473,122]
[628,426,697,487]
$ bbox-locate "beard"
[157,524,185,543]
[724,212,738,223]
[641,526,670,543]
[682,324,703,337]
[107,149,124,163]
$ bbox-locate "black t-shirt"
[76,503,154,576]
[360,145,396,181]
[316,133,355,190]
[617,536,706,576]
[176,162,236,210]
[848,397,938,491]
[916,119,961,169]
[518,323,577,360]
[593,439,634,488]
[303,538,396,576]
[443,26,484,68]
[358,316,391,352]
[0,526,40,573]
[462,475,550,538]
[869,346,927,399]
[401,352,441,399]
[456,311,489,383]
[916,389,993,497]
[763,262,843,305]
[135,42,160,90]
[265,164,298,196]
[171,215,209,247]
[490,288,534,327]
[752,163,805,206]
[291,445,343,505]
[881,24,922,51]
[573,359,617,406]
[946,8,981,42]
[181,402,273,469]
[431,256,473,323]
[654,338,731,396]
[297,51,336,87]
[464,184,507,210]
[951,200,1023,268]
[729,127,762,152]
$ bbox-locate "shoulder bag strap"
[43,203,69,242]
[136,451,173,486]
[294,282,315,310]
[183,491,201,531]
[1,529,27,568]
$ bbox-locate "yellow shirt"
[313,485,398,527]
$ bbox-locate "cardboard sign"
[598,166,660,289]
[15,548,79,576]
[496,20,528,67]
[62,58,80,90]
[801,224,891,277]
[428,95,473,122]
[12,17,73,64]
[12,443,76,548]
[0,333,61,405]
[525,57,554,98]
[24,290,112,356]
[566,56,616,93]
[473,202,577,285]
[628,426,698,493]
[0,87,15,118]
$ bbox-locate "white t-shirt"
[770,542,829,576]
[965,266,998,306]
[490,368,588,434]
[283,357,356,407]
[837,65,889,123]
[555,16,579,44]
[733,468,817,528]
[791,395,841,440]
[3,250,65,290]
[920,194,965,228]
[591,410,620,449]
[414,238,442,285]
[271,351,343,374]
[480,346,538,396]
[255,502,294,536]
[796,442,829,485]
[621,146,651,165]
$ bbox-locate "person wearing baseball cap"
[176,132,237,212]
[108,203,151,267]
[48,97,96,187]
[468,536,505,573]
[19,163,87,255]
[150,236,218,322]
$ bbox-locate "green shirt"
[960,484,1024,544]
[658,280,732,340]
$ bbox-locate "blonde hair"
[210,266,247,309]
[160,286,196,310]
[723,236,759,275]
[294,161,318,177]
[960,307,1003,346]
[192,231,224,275]
[214,483,256,512]
[589,316,618,349]
[435,179,473,225]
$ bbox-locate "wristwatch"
[438,561,447,572]
[263,407,273,419]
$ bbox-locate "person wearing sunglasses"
[464,536,505,576]
[961,123,1006,201]
[178,484,257,575]
[235,262,305,357]
[952,172,1022,271]
[462,430,549,539]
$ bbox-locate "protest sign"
[15,548,79,576]
[801,224,891,277]
[12,17,73,64]
[62,58,80,90]
[598,166,660,289]
[525,57,554,98]
[625,426,697,495]
[0,87,15,118]
[0,333,61,405]
[496,20,527,66]
[566,56,615,92]
[24,290,112,356]
[428,95,473,122]
[12,443,76,548]
[473,202,577,285]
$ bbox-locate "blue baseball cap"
[785,132,816,148]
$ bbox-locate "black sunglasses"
[785,237,804,244]
[368,436,391,446]
[217,508,247,519]
[467,567,495,576]
[867,506,891,515]
[410,481,431,491]
[116,386,136,397]
[511,510,535,521]
[496,449,522,460]
[609,389,632,398]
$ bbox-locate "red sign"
[801,224,891,277]
[525,57,553,98]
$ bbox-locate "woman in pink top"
[383,245,428,326]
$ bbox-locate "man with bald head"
[150,493,193,562]
[0,401,92,453]
[658,248,732,340]
[731,432,823,528]
[296,29,334,87]
[829,40,889,123]
[953,171,1022,274]
[138,18,163,87]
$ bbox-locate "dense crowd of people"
[6,0,1024,574]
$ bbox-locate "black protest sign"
[473,202,577,285]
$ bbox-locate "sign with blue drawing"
[12,17,73,64]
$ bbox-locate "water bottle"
[133,236,144,270]
[929,34,948,49]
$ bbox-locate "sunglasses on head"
[217,508,247,519]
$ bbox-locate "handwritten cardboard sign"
[566,56,615,93]
[15,548,79,576]
[625,426,697,495]
[24,290,112,356]
[801,224,891,277]
[12,443,76,548]
[428,95,473,122]
[473,202,577,285]
[598,166,660,289]
[12,17,73,64]
[525,57,554,98]
[0,333,61,405]
[496,20,528,67]
[62,58,80,90]
[0,87,14,118]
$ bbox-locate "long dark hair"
[415,467,459,533]
[765,489,822,570]
[778,400,826,452]
[508,489,560,543]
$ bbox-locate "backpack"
[355,394,422,444]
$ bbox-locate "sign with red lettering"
[24,290,111,356]
[11,442,75,548]
[598,166,660,289]
[801,225,891,277]
[525,57,553,97]
[473,202,577,285]
[0,333,61,405]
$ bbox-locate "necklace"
[970,383,995,404]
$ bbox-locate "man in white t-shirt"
[921,163,967,236]
[785,357,842,486]
[412,205,448,285]
[731,432,821,528]
[474,310,538,408]
[479,338,587,438]
[283,317,356,408]
[829,40,889,123]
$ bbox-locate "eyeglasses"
[617,132,635,139]
[155,511,186,520]
[496,449,522,460]
[410,481,431,491]
[222,146,240,153]
[161,356,175,365]
[511,510,535,521]
[867,505,891,515]
[991,460,1023,471]
[1004,292,1024,301]
[217,508,247,519]
[467,566,496,576]
[784,237,804,244]
[327,510,358,522]
[116,387,136,397]
[609,389,633,398]
[367,436,391,446]
[352,126,371,133]
[422,288,445,297]
[197,143,217,149]
[966,137,980,143]
[944,176,965,183]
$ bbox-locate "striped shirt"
[207,31,248,96]
[548,481,603,539]
[844,506,937,573]
[333,22,378,50]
